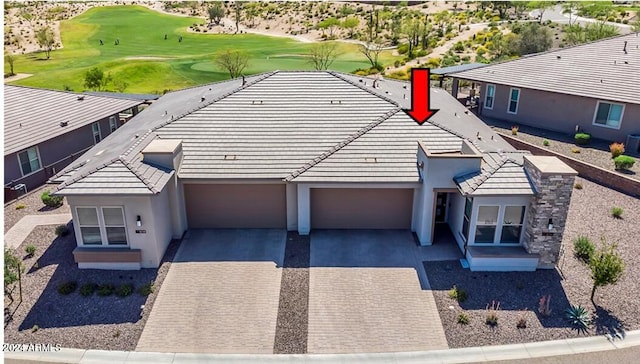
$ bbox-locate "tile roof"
[53,71,531,195]
[454,152,535,196]
[450,33,640,105]
[4,85,143,156]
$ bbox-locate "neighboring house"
[450,33,640,149]
[4,85,143,198]
[51,71,577,272]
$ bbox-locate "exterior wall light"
[548,218,553,230]
[136,215,142,227]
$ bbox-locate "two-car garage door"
[184,184,414,230]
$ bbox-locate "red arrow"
[404,68,439,125]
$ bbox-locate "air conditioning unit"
[626,134,640,156]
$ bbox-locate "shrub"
[55,225,69,237]
[571,147,581,154]
[397,43,409,54]
[41,191,63,208]
[97,284,115,296]
[516,310,528,329]
[24,244,36,257]
[485,301,500,326]
[574,133,591,145]
[611,207,623,219]
[116,284,134,297]
[574,183,583,189]
[589,240,624,300]
[448,285,468,302]
[565,305,591,332]
[574,236,595,262]
[538,295,552,316]
[543,139,550,146]
[31,324,39,333]
[609,142,625,158]
[57,281,77,295]
[457,312,470,325]
[137,281,155,296]
[80,283,96,297]
[15,204,25,210]
[511,126,518,135]
[614,155,635,170]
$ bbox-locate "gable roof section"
[454,152,534,196]
[450,33,640,105]
[4,85,143,156]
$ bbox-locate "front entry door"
[435,192,448,223]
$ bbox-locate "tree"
[318,17,340,38]
[84,67,111,91]
[359,40,385,70]
[633,18,640,33]
[342,16,359,38]
[208,2,224,25]
[307,43,338,71]
[589,240,624,301]
[518,23,552,55]
[214,50,248,78]
[234,1,243,33]
[244,2,260,28]
[4,248,23,303]
[35,26,58,59]
[562,1,580,26]
[5,53,16,76]
[528,1,554,24]
[564,22,619,45]
[402,16,422,58]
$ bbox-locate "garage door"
[311,188,413,229]
[184,184,286,228]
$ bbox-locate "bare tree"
[234,1,243,33]
[215,50,249,78]
[308,43,338,71]
[35,26,58,59]
[359,40,385,70]
[5,53,16,76]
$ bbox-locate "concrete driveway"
[136,229,286,354]
[308,230,448,354]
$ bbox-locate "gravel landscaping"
[425,177,640,348]
[485,119,640,180]
[5,185,71,232]
[3,224,181,350]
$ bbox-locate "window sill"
[592,122,621,130]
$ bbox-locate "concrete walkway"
[4,213,72,249]
[6,331,640,363]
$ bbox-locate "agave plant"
[565,305,591,332]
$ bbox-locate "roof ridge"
[151,71,278,132]
[329,71,400,107]
[161,70,277,95]
[285,108,401,182]
[119,157,159,194]
[468,157,511,193]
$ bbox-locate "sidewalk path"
[4,214,72,249]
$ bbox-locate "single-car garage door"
[184,184,286,228]
[311,188,413,229]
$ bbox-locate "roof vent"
[403,85,408,89]
[224,154,237,160]
[556,56,561,60]
[77,95,85,101]
[200,96,205,102]
[359,79,363,83]
[623,41,628,54]
[60,121,68,127]
[364,157,377,163]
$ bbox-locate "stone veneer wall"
[522,160,576,268]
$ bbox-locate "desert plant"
[511,126,519,135]
[538,295,552,316]
[24,244,36,257]
[31,324,39,332]
[611,207,623,219]
[485,300,500,326]
[116,284,134,297]
[457,312,470,325]
[79,283,96,297]
[574,132,591,145]
[590,240,624,300]
[57,281,77,295]
[609,142,625,158]
[574,236,595,262]
[55,224,69,237]
[614,155,635,170]
[516,310,528,329]
[97,284,115,296]
[574,183,583,189]
[40,190,63,208]
[137,281,154,296]
[448,285,468,303]
[543,139,550,146]
[565,305,591,332]
[571,147,581,154]
[15,204,25,210]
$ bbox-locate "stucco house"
[449,33,640,150]
[4,85,143,199]
[51,71,577,272]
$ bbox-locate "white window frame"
[474,205,500,244]
[500,205,526,244]
[75,206,129,247]
[484,84,496,110]
[507,87,520,115]
[592,101,625,130]
[17,146,43,177]
[92,122,101,144]
[109,116,118,133]
[472,204,526,246]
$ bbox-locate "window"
[17,147,42,176]
[76,206,128,246]
[92,122,101,144]
[475,206,499,243]
[593,101,624,129]
[109,116,118,133]
[462,197,473,241]
[501,206,525,244]
[484,84,495,110]
[507,88,520,114]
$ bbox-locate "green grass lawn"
[7,5,397,93]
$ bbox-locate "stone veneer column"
[522,156,578,269]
